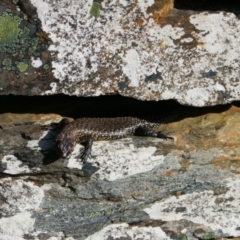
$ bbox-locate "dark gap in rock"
[0,94,236,121]
[174,0,240,15]
[0,94,180,118]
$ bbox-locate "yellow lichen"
[17,62,28,72]
[0,12,21,52]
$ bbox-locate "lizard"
[55,111,178,162]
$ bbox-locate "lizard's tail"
[138,108,179,127]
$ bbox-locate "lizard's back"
[59,117,143,141]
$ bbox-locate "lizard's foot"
[80,137,93,163]
[80,149,92,163]
[157,131,173,140]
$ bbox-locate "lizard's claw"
[157,131,173,140]
[80,149,92,163]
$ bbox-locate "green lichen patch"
[0,9,50,76]
[90,2,102,18]
[25,88,31,95]
[203,232,216,240]
[178,234,188,240]
[105,207,112,215]
[89,71,98,79]
[28,37,39,53]
[2,58,12,66]
[18,27,30,41]
[0,12,21,53]
[2,58,13,71]
[12,0,19,4]
[68,86,76,93]
[133,203,146,210]
[113,54,121,60]
[43,64,50,70]
[0,11,38,56]
[17,61,28,72]
[120,216,128,222]
[84,210,102,217]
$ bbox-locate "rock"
[1,105,240,239]
[0,1,240,105]
[0,0,54,96]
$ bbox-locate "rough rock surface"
[0,0,53,95]
[0,0,240,106]
[1,104,240,239]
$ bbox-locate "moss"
[90,2,102,18]
[17,62,28,72]
[0,12,21,53]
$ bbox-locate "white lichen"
[85,223,169,240]
[31,57,43,68]
[1,155,31,174]
[122,49,141,87]
[144,177,240,237]
[64,138,166,181]
[0,178,51,239]
[29,0,240,106]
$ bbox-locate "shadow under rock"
[175,103,231,122]
[38,125,62,165]
[82,162,100,177]
[14,127,60,166]
[174,0,240,19]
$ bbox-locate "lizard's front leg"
[80,136,93,163]
[135,127,173,140]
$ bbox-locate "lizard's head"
[55,134,75,158]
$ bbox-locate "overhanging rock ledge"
[0,0,240,106]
